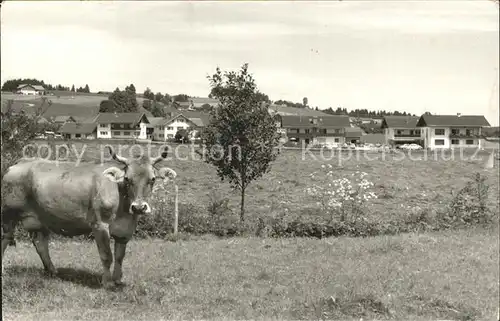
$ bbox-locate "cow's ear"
[157,167,177,182]
[103,166,125,183]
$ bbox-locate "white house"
[17,84,45,95]
[381,116,423,147]
[95,113,149,140]
[416,114,491,149]
[148,112,210,141]
[161,114,200,140]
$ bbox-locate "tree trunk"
[240,187,246,222]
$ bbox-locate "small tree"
[174,128,190,143]
[200,63,281,222]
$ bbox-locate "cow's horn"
[108,146,129,165]
[152,146,169,165]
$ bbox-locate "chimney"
[457,113,461,117]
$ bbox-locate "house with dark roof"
[59,122,97,140]
[17,84,46,95]
[95,112,150,140]
[381,116,423,146]
[416,113,491,149]
[344,127,365,144]
[277,115,350,145]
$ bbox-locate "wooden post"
[174,184,179,235]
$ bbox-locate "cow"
[1,146,177,288]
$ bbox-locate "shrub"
[442,173,493,227]
[307,166,378,223]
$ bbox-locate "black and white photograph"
[1,1,499,320]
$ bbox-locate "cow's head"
[102,146,177,215]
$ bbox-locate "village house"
[147,111,210,141]
[344,127,365,144]
[381,116,423,147]
[94,113,150,140]
[277,115,351,145]
[416,113,491,149]
[59,122,97,140]
[16,84,46,95]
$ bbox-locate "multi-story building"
[95,113,150,140]
[277,115,351,145]
[381,116,423,147]
[416,114,490,149]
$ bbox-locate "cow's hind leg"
[30,228,57,276]
[92,222,114,289]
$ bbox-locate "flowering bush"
[307,165,378,222]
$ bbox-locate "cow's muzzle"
[130,201,151,215]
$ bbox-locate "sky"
[1,1,499,125]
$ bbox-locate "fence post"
[174,184,179,235]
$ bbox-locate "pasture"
[1,92,150,107]
[3,141,499,320]
[26,140,500,226]
[2,227,498,320]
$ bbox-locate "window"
[466,139,474,145]
[123,132,131,136]
[178,118,184,123]
[451,139,459,145]
[415,130,421,135]
[435,129,445,135]
[334,138,339,143]
[320,129,327,134]
[167,127,173,130]
[159,126,164,130]
[75,134,81,138]
[397,130,403,135]
[100,131,107,136]
[451,128,459,135]
[335,129,341,134]
[434,139,445,145]
[113,131,121,136]
[159,134,164,138]
[99,124,107,128]
[466,129,471,136]
[305,129,310,134]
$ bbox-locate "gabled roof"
[148,117,166,127]
[17,84,45,91]
[59,122,97,134]
[162,114,199,127]
[344,127,364,137]
[279,115,350,128]
[416,115,491,127]
[381,116,420,129]
[95,112,149,125]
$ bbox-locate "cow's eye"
[150,177,156,184]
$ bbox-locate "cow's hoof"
[103,281,116,290]
[43,269,57,278]
[114,280,126,288]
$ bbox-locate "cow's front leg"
[112,238,128,285]
[92,222,114,289]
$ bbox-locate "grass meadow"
[2,140,499,320]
